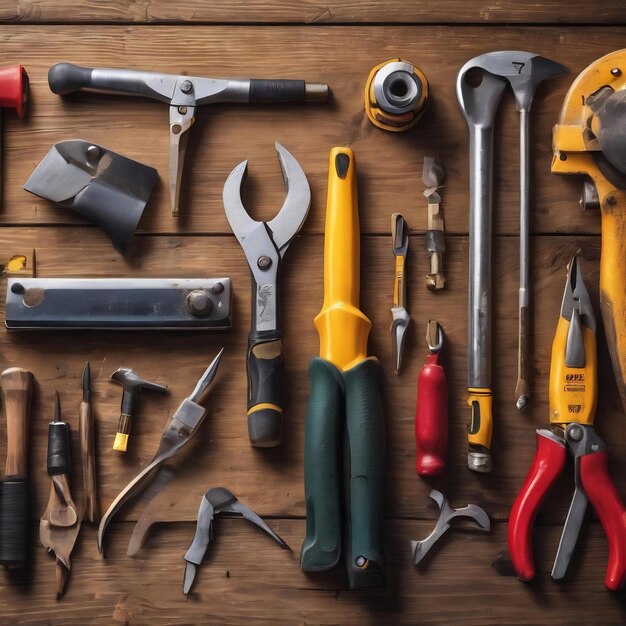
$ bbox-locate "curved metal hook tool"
[411,489,490,565]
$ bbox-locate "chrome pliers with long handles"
[508,257,626,590]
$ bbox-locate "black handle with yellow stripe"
[247,333,285,447]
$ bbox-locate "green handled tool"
[300,147,386,589]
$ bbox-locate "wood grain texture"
[1,0,626,24]
[1,13,626,625]
[1,25,624,236]
[0,367,33,478]
[2,520,626,625]
[0,228,623,526]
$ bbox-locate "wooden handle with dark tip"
[79,400,99,523]
[1,368,33,479]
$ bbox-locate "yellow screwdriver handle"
[314,147,371,371]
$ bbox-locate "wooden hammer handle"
[1,368,33,479]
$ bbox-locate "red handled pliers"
[508,257,626,590]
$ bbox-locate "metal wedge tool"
[40,392,81,599]
[411,490,490,565]
[552,49,626,416]
[0,368,33,569]
[24,140,158,256]
[97,349,224,555]
[301,147,385,589]
[223,143,310,447]
[79,362,98,523]
[183,487,289,596]
[48,63,329,217]
[508,257,626,590]
[109,368,168,453]
[457,51,566,472]
[422,157,446,290]
[390,213,409,374]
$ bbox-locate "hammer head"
[0,66,29,118]
[461,51,567,112]
[110,368,167,395]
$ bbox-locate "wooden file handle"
[1,368,33,479]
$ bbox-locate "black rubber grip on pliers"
[249,79,306,102]
[247,335,285,447]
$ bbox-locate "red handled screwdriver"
[415,320,448,476]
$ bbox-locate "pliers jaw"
[559,256,596,332]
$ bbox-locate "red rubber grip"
[0,66,27,118]
[580,450,626,590]
[415,353,448,476]
[508,430,567,581]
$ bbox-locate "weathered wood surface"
[0,229,624,526]
[1,11,626,626]
[1,0,626,24]
[2,25,625,236]
[2,521,625,625]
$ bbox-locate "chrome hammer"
[457,51,566,473]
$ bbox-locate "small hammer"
[110,368,167,453]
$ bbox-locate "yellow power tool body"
[552,50,626,411]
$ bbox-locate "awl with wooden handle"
[415,321,448,476]
[79,361,98,523]
[0,367,33,568]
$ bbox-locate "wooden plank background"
[1,5,626,625]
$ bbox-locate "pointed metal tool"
[422,157,446,290]
[98,349,224,555]
[411,490,490,565]
[79,361,99,524]
[391,213,409,374]
[183,487,289,596]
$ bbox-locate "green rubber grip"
[301,357,386,588]
[301,358,344,571]
[247,337,285,447]
[344,357,385,588]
